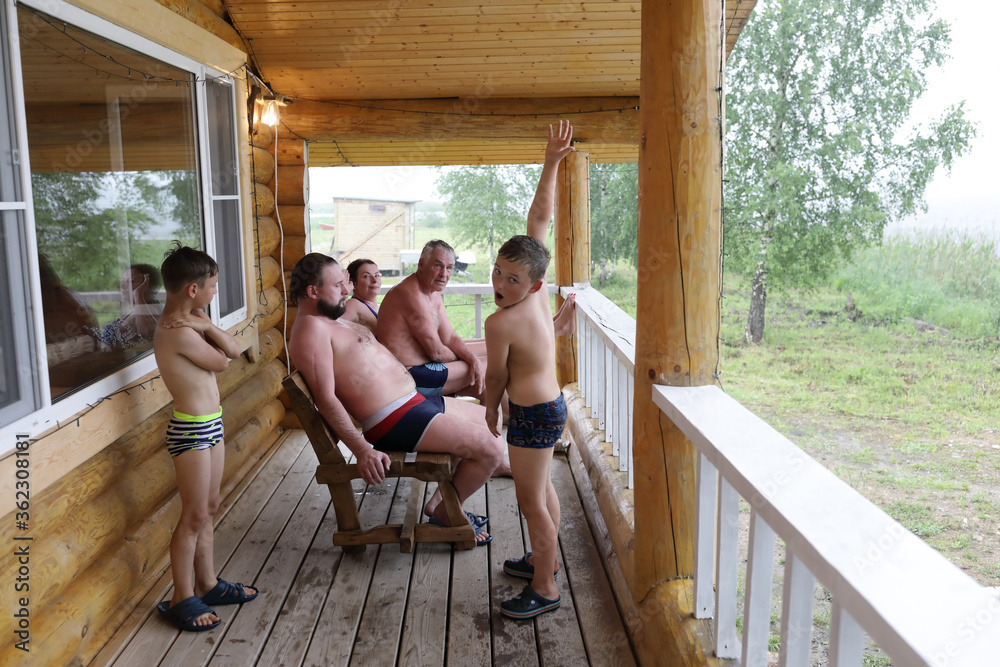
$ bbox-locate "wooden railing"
[563,284,636,488]
[563,282,999,666]
[654,385,1000,666]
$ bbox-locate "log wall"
[0,2,292,664]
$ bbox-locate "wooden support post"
[554,149,590,386]
[632,0,723,600]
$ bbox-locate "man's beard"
[317,297,347,320]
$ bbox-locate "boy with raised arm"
[153,245,258,632]
[484,121,575,619]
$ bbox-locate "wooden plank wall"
[331,199,414,274]
[0,1,295,664]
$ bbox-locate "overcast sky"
[310,2,997,236]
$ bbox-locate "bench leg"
[437,481,476,550]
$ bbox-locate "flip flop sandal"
[157,596,221,632]
[499,585,561,619]
[466,511,489,528]
[200,578,259,606]
[503,552,558,581]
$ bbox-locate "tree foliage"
[589,162,638,282]
[724,0,975,342]
[436,165,537,265]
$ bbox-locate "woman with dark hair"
[343,258,381,333]
[97,264,163,349]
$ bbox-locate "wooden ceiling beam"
[280,97,639,146]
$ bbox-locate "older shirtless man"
[377,240,487,402]
[287,252,502,543]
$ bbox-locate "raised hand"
[544,120,575,165]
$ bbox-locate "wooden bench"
[282,371,476,553]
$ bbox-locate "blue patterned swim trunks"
[506,394,567,449]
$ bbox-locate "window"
[0,0,246,436]
[0,2,37,426]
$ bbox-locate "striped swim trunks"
[165,408,224,458]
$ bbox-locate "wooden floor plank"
[160,438,320,666]
[104,431,636,667]
[349,478,417,667]
[398,482,448,666]
[254,508,341,667]
[93,431,297,667]
[302,478,400,666]
[110,433,308,667]
[209,448,332,666]
[552,457,637,666]
[444,484,491,667]
[487,475,540,667]
[525,458,590,667]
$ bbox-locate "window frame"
[0,0,249,450]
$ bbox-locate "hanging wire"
[27,12,249,85]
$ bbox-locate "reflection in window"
[20,6,200,400]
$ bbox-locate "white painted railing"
[653,384,1000,667]
[561,284,636,488]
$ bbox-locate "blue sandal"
[200,578,259,606]
[428,515,493,546]
[500,585,561,619]
[157,596,221,632]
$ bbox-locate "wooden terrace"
[93,430,637,666]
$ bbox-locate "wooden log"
[284,97,639,144]
[272,165,309,206]
[555,149,591,386]
[252,123,274,149]
[258,255,281,292]
[9,401,286,667]
[252,144,276,184]
[0,359,286,626]
[276,204,310,236]
[257,286,286,332]
[200,0,227,18]
[150,0,243,51]
[280,235,309,271]
[632,0,723,596]
[632,579,733,667]
[277,138,307,166]
[255,215,281,258]
[253,180,275,217]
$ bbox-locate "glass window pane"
[19,6,201,401]
[213,198,243,317]
[1,2,20,202]
[0,210,37,426]
[207,78,238,196]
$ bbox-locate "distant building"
[331,197,418,275]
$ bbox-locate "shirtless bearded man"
[287,253,502,543]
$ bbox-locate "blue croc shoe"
[500,585,561,619]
